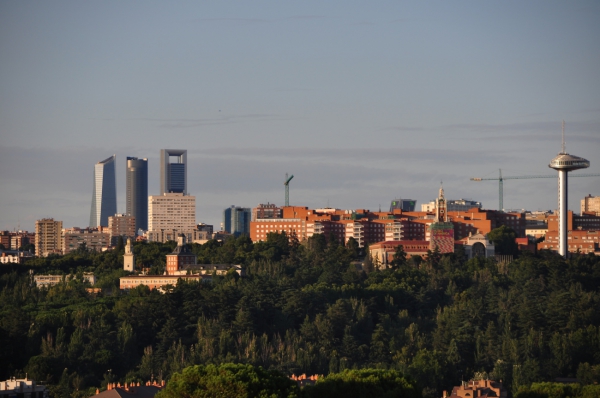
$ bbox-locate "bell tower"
[123,238,135,272]
[435,183,448,222]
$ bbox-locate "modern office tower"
[548,122,590,257]
[35,218,63,256]
[389,198,417,212]
[160,149,187,194]
[223,206,251,236]
[126,157,148,232]
[147,193,196,242]
[89,155,117,228]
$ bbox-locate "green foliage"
[0,233,599,398]
[156,363,299,398]
[304,368,420,398]
[487,225,518,255]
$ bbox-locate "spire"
[561,120,566,154]
[439,181,445,199]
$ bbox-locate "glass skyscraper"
[126,157,148,232]
[160,149,187,194]
[223,206,251,236]
[89,155,117,228]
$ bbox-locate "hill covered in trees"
[0,231,599,397]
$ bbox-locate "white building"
[147,193,196,242]
[0,377,48,397]
[34,273,96,288]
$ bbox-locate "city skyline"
[1,1,599,231]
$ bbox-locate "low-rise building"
[369,240,430,268]
[165,235,197,275]
[34,273,96,288]
[119,275,210,291]
[443,379,506,398]
[108,213,136,246]
[421,198,482,212]
[0,249,34,264]
[91,381,163,397]
[0,377,48,397]
[63,227,111,254]
[581,194,600,216]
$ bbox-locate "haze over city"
[1,1,599,231]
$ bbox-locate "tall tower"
[548,121,590,257]
[90,155,117,228]
[123,238,135,272]
[126,157,148,232]
[160,149,187,194]
[428,183,454,254]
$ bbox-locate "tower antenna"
[561,120,566,154]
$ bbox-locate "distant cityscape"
[1,147,599,268]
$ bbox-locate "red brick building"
[165,234,197,275]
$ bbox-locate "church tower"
[428,183,455,254]
[435,184,448,222]
[123,238,135,272]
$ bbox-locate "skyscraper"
[89,155,117,228]
[126,157,148,232]
[223,206,251,236]
[160,149,187,194]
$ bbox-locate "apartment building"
[35,218,63,256]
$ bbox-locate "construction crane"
[284,173,294,206]
[471,169,600,211]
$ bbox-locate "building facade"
[35,218,63,256]
[160,149,187,194]
[581,194,600,215]
[126,157,148,232]
[389,198,417,212]
[108,214,136,246]
[223,206,251,236]
[89,155,117,228]
[252,203,282,220]
[165,235,197,275]
[539,210,600,255]
[0,377,49,397]
[427,185,455,253]
[421,198,482,212]
[63,227,111,254]
[148,193,196,231]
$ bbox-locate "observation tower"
[548,121,590,257]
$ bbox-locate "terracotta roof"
[91,386,161,398]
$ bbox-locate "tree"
[391,245,407,269]
[487,225,518,256]
[156,363,299,398]
[304,369,420,398]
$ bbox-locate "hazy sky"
[1,1,599,232]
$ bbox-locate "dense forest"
[1,231,599,397]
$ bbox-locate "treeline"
[0,231,599,397]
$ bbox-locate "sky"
[1,1,599,232]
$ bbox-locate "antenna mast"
[561,120,566,154]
